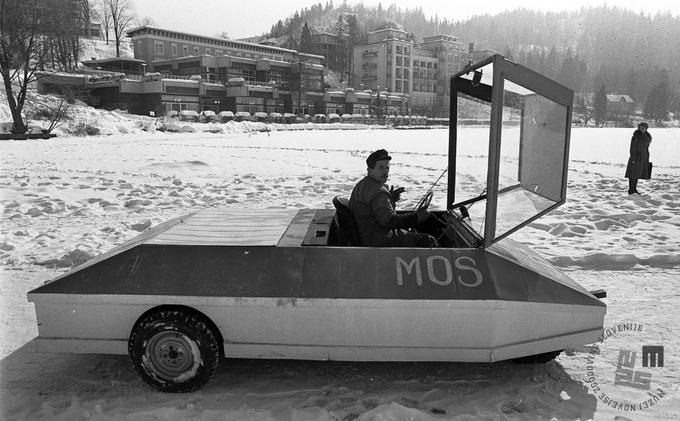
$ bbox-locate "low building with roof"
[606,94,635,117]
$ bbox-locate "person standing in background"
[625,122,652,195]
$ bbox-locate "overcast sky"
[131,0,680,39]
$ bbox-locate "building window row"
[413,82,437,92]
[150,40,288,62]
[395,46,410,55]
[394,80,410,93]
[413,60,437,69]
[414,70,437,80]
[395,55,410,67]
[144,28,286,56]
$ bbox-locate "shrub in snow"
[157,122,181,132]
[25,97,72,134]
[68,121,100,136]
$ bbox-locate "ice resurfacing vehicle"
[28,55,606,392]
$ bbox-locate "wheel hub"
[147,331,196,380]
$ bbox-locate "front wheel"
[129,309,220,392]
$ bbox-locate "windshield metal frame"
[448,54,574,248]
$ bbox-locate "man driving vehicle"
[349,149,437,247]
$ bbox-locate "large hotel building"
[352,28,493,116]
[39,25,493,117]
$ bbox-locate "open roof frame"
[448,54,574,247]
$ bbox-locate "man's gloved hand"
[389,185,405,203]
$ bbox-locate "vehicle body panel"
[28,209,604,362]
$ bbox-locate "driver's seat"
[332,196,362,246]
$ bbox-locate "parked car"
[234,111,250,122]
[178,110,198,122]
[218,111,234,123]
[253,111,268,122]
[269,112,283,123]
[200,110,217,123]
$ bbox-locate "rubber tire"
[129,309,220,392]
[512,350,562,364]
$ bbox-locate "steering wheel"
[416,190,433,211]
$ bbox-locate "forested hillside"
[267,3,679,119]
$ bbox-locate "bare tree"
[107,0,135,57]
[96,0,112,44]
[136,16,156,27]
[42,0,88,71]
[0,0,44,134]
[80,0,91,27]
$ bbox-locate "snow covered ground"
[1,119,679,420]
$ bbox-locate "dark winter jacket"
[349,175,419,246]
[625,129,652,179]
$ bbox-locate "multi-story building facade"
[125,26,326,114]
[309,31,348,73]
[352,28,481,116]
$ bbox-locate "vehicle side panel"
[29,244,601,306]
[28,295,604,361]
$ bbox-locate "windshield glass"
[453,93,491,235]
[494,80,568,239]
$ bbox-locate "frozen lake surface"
[1,127,678,420]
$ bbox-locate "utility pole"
[295,53,303,116]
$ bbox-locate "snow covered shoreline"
[1,128,679,420]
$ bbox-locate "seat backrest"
[332,196,362,246]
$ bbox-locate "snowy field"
[1,125,679,420]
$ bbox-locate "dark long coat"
[624,129,652,179]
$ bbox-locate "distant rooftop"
[607,94,634,103]
[126,26,325,60]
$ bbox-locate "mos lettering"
[395,256,483,288]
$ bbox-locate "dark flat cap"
[638,122,649,128]
[366,149,391,167]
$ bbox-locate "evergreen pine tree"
[670,92,680,119]
[545,46,558,78]
[503,45,513,60]
[558,48,578,91]
[593,84,608,127]
[644,69,670,122]
[626,67,638,102]
[300,22,312,53]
